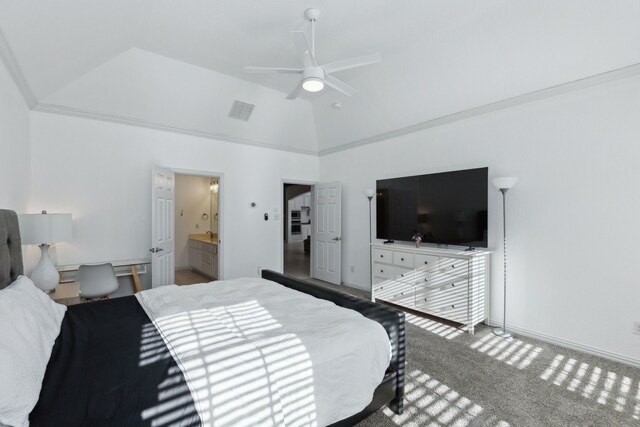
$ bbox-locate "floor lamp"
[364,189,375,301]
[492,177,517,338]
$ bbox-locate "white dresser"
[371,243,490,334]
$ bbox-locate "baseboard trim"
[486,318,640,368]
[342,280,370,292]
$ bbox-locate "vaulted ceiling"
[1,0,639,154]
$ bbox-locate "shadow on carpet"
[357,314,640,426]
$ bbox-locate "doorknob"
[332,236,342,241]
[149,247,164,253]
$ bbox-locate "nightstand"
[49,282,82,306]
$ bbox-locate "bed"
[0,209,404,426]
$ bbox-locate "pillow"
[0,276,67,427]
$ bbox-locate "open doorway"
[283,183,312,279]
[174,174,220,285]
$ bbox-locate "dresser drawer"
[373,248,393,263]
[414,254,439,270]
[417,275,468,291]
[415,288,468,320]
[413,269,435,287]
[393,252,414,268]
[374,279,411,295]
[415,285,467,309]
[375,281,414,307]
[439,258,469,277]
[423,301,468,323]
[373,263,414,283]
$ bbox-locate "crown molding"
[33,103,319,156]
[0,26,37,108]
[319,62,640,156]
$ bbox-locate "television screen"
[376,167,488,248]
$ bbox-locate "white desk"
[56,258,150,294]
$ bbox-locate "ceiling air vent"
[228,100,255,121]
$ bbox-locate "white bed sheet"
[136,277,391,427]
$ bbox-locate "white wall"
[320,75,640,364]
[310,3,640,151]
[0,55,30,210]
[175,174,218,270]
[28,111,319,281]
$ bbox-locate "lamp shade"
[19,213,73,244]
[492,177,518,190]
[364,189,375,198]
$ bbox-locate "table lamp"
[18,211,73,292]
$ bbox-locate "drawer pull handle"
[424,278,428,282]
[380,255,384,258]
[400,273,404,277]
[400,292,404,295]
[451,304,455,308]
[401,257,404,261]
[451,283,455,287]
[424,261,428,264]
[380,270,384,273]
[451,265,455,268]
[424,298,428,301]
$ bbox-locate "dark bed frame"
[0,209,404,426]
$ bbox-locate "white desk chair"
[77,263,119,301]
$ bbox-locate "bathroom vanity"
[188,234,218,280]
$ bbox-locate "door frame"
[171,167,225,281]
[281,179,317,278]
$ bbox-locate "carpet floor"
[355,312,640,426]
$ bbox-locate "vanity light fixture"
[210,179,219,193]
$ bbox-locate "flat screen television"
[376,167,488,248]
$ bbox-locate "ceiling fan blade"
[244,66,303,74]
[286,83,303,100]
[322,53,382,74]
[324,75,355,97]
[291,31,317,67]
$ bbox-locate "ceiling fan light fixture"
[244,8,381,100]
[302,77,324,92]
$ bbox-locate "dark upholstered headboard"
[0,209,24,289]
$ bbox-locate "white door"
[313,182,341,284]
[151,166,175,287]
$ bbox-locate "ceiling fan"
[244,8,382,100]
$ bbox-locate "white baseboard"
[341,280,370,292]
[486,318,640,368]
